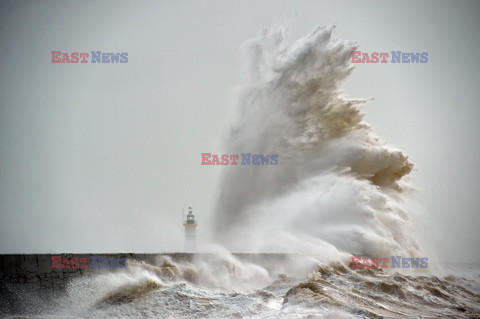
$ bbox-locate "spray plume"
[213,25,422,261]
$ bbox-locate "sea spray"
[213,25,425,262]
[2,25,479,319]
[49,254,479,318]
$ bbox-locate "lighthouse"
[183,207,197,252]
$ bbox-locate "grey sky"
[0,0,479,262]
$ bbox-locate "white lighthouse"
[183,207,197,252]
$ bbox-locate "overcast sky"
[0,0,479,262]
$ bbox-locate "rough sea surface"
[3,256,480,318]
[3,26,479,318]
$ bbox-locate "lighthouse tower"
[183,207,197,252]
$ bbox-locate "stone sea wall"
[0,253,197,314]
[0,252,291,314]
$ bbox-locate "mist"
[0,0,479,263]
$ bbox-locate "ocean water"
[3,25,479,318]
[5,255,480,318]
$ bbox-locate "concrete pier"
[0,253,189,292]
[0,253,294,315]
[0,253,177,314]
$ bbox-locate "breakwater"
[0,254,187,293]
[0,253,292,315]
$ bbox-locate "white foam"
[213,25,427,264]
